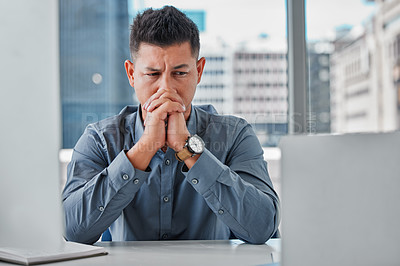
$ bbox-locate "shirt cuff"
[182,149,227,195]
[107,150,150,191]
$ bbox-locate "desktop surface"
[0,239,280,266]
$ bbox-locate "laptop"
[0,114,107,264]
[0,109,107,264]
[0,18,106,264]
[279,132,400,266]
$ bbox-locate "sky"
[132,0,376,46]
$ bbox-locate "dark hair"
[129,6,200,60]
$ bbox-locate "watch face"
[188,135,204,154]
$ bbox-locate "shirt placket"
[159,148,176,240]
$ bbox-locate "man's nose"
[159,73,173,90]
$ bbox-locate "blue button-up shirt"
[62,105,280,244]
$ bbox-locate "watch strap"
[175,147,193,162]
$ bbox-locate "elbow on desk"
[62,202,102,244]
[245,210,280,244]
[236,219,278,244]
[245,237,269,245]
[64,225,99,245]
[64,232,99,245]
[247,227,277,244]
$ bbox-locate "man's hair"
[129,6,200,60]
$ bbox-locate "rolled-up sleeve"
[62,125,149,244]
[182,124,280,244]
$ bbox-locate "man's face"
[125,42,205,120]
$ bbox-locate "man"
[62,6,280,245]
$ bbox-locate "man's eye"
[174,71,188,76]
[146,73,159,77]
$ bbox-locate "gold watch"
[175,134,205,162]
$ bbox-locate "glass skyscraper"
[60,0,135,148]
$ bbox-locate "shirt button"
[165,159,171,166]
[99,206,104,212]
[163,196,169,203]
[191,178,198,185]
[122,174,129,180]
[133,178,139,184]
[218,209,224,215]
[162,234,168,239]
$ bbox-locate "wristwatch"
[175,134,205,162]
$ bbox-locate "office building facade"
[330,0,400,133]
[196,42,234,114]
[197,37,288,146]
[307,42,332,133]
[232,49,288,146]
[60,0,135,148]
[330,31,377,133]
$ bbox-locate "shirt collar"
[186,104,198,136]
[133,105,145,144]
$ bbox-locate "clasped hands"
[141,88,190,154]
[126,88,199,171]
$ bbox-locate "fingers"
[140,89,188,153]
[143,89,163,110]
[144,88,185,113]
[153,100,186,117]
[143,88,182,110]
[159,91,184,105]
[145,97,186,113]
[144,99,185,126]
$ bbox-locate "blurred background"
[58,0,400,198]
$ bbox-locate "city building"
[375,0,400,130]
[330,30,377,133]
[196,39,234,114]
[60,0,135,148]
[307,41,332,133]
[330,0,400,133]
[197,36,288,146]
[232,39,288,146]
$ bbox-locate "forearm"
[184,149,280,244]
[202,170,279,244]
[63,150,149,244]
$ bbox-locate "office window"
[306,0,399,134]
[59,0,287,149]
[60,0,134,149]
[59,0,287,194]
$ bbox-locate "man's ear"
[196,57,206,84]
[124,60,135,87]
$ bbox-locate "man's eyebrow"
[145,67,161,71]
[173,64,189,69]
[144,64,189,71]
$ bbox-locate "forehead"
[134,42,196,66]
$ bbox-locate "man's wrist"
[126,137,159,171]
[173,137,190,152]
[136,136,162,154]
[170,133,190,152]
[183,153,200,169]
[174,134,205,164]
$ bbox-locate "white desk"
[0,239,280,266]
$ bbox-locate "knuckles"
[142,89,188,150]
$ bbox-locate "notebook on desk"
[279,132,400,266]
